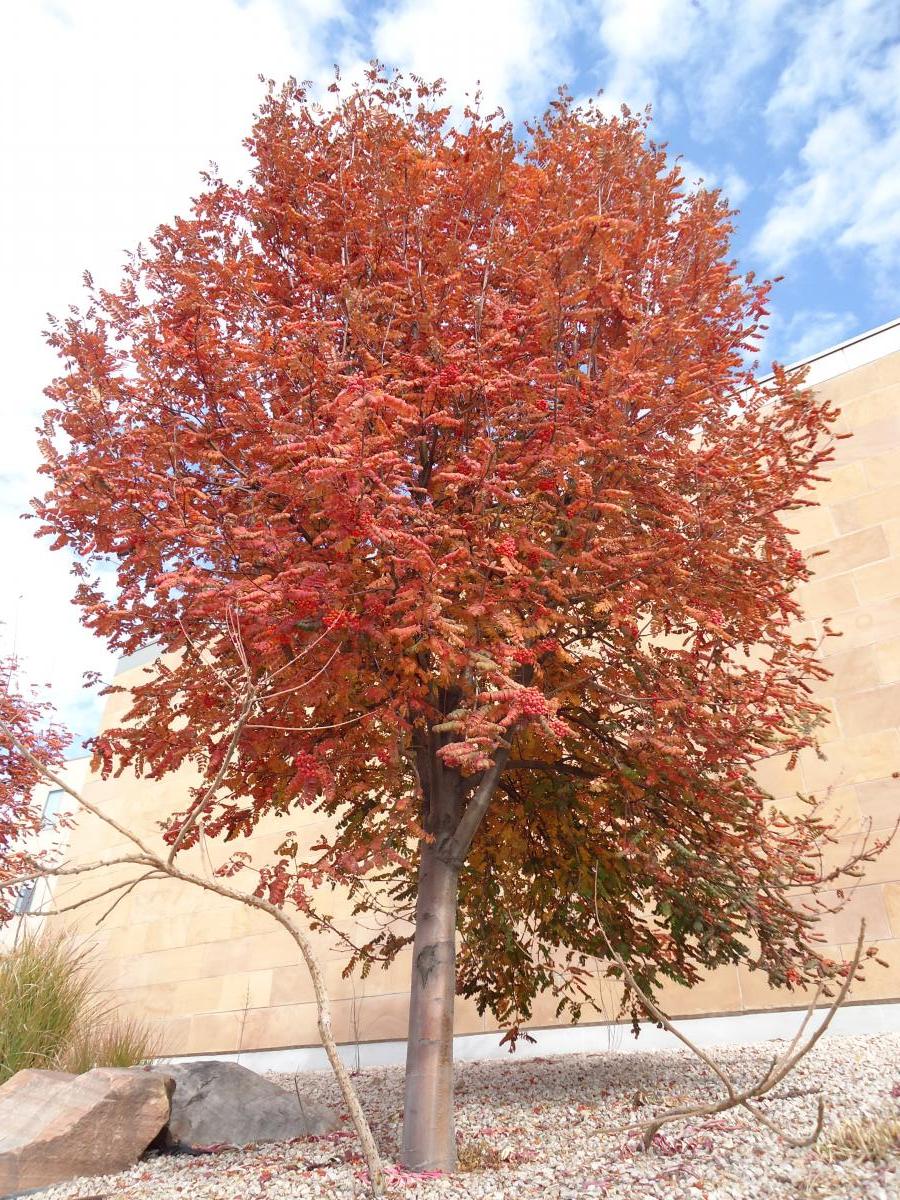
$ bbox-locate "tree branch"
[0,719,156,859]
[0,729,385,1196]
[444,744,511,866]
[505,758,593,779]
[592,863,866,1152]
[167,691,257,863]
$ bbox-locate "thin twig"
[592,863,865,1151]
[0,715,386,1196]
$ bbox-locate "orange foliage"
[34,70,874,1025]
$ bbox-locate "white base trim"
[166,1000,900,1074]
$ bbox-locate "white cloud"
[739,304,860,373]
[765,0,889,139]
[676,157,750,206]
[687,0,783,136]
[0,0,342,743]
[589,0,784,130]
[777,308,859,364]
[755,3,900,280]
[370,0,574,116]
[592,0,700,116]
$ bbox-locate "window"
[13,882,36,916]
[41,788,64,829]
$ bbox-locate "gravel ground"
[33,1031,900,1200]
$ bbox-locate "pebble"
[32,1031,900,1199]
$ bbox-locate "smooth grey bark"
[400,833,460,1171]
[400,734,508,1172]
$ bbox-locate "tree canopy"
[36,71,858,1117]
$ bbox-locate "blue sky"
[1,0,899,748]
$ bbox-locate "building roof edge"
[758,315,900,389]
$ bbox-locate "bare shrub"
[594,865,867,1152]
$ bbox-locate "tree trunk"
[401,831,460,1171]
[400,730,508,1173]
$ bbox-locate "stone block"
[737,950,841,1012]
[852,558,900,605]
[238,1000,327,1052]
[754,751,806,801]
[865,449,900,491]
[878,636,900,684]
[0,1067,172,1196]
[800,729,900,794]
[186,1010,251,1056]
[797,574,859,620]
[818,829,900,888]
[813,645,882,698]
[817,354,900,408]
[834,484,900,536]
[842,937,900,1002]
[835,682,900,738]
[655,964,742,1018]
[826,596,900,652]
[808,526,890,580]
[768,786,860,835]
[839,379,900,429]
[786,505,838,549]
[856,776,900,831]
[883,883,900,937]
[830,413,900,465]
[816,461,869,505]
[809,885,892,944]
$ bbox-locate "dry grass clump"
[0,933,157,1082]
[59,1013,160,1074]
[456,1138,511,1171]
[819,1112,900,1163]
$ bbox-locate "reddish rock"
[0,1067,173,1196]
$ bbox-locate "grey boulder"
[0,1066,173,1197]
[151,1060,339,1149]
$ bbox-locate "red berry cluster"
[292,752,319,779]
[518,688,550,716]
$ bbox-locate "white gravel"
[32,1031,900,1200]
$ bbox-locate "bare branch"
[592,863,866,1152]
[258,643,343,703]
[25,870,164,923]
[505,758,593,779]
[0,719,386,1197]
[166,689,257,863]
[445,744,511,866]
[0,719,157,859]
[248,710,378,733]
[2,854,154,890]
[93,870,165,926]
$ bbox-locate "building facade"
[42,320,900,1060]
[1,756,90,951]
